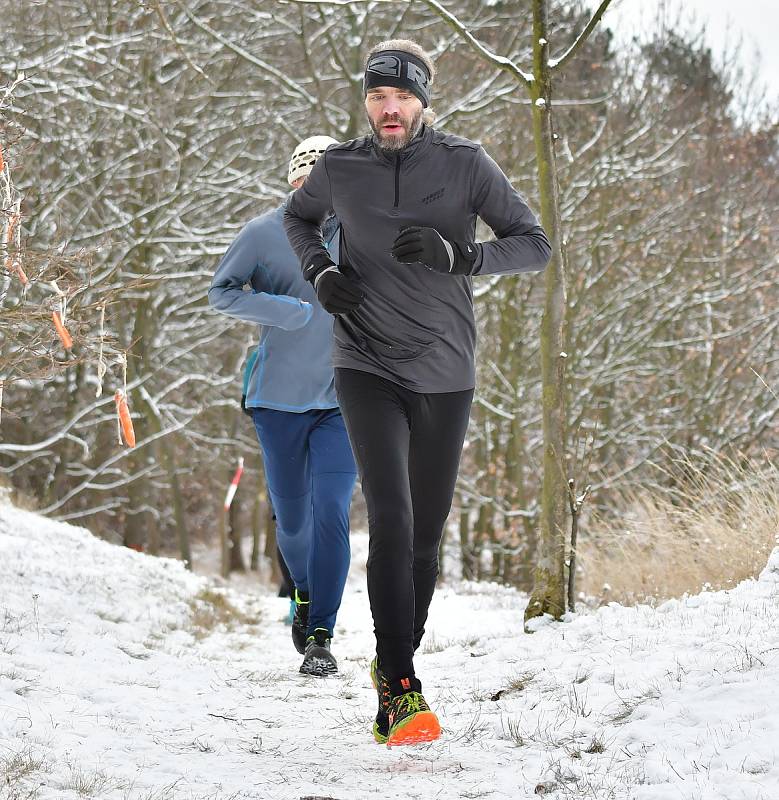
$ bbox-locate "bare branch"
[417,0,533,87]
[549,0,613,71]
[151,0,214,85]
[176,2,340,114]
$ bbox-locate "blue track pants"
[252,407,356,637]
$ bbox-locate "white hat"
[288,135,339,186]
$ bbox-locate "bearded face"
[365,88,425,151]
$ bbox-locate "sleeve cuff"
[453,241,481,276]
[302,255,336,283]
[313,265,339,290]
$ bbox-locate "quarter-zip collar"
[371,124,432,166]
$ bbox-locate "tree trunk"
[459,503,476,580]
[250,487,262,571]
[228,482,246,572]
[124,478,152,552]
[524,0,569,624]
[506,414,535,590]
[163,437,191,569]
[263,502,281,586]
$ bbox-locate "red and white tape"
[223,457,245,511]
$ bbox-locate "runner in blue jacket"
[209,136,356,677]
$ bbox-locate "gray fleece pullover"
[284,125,551,393]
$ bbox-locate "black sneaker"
[299,628,338,676]
[386,677,441,746]
[370,657,391,743]
[291,588,309,655]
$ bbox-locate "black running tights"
[334,368,473,682]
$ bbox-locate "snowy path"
[1,502,778,799]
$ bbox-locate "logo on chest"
[421,187,446,205]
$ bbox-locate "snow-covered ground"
[1,502,778,800]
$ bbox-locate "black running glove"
[391,226,480,275]
[305,260,365,315]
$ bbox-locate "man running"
[284,41,551,745]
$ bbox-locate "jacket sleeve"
[283,154,336,278]
[208,220,313,331]
[470,148,552,277]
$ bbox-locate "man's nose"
[381,97,402,116]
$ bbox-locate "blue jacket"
[209,203,339,411]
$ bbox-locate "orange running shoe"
[386,677,441,747]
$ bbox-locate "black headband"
[363,50,431,108]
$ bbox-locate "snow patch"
[1,501,778,799]
[758,545,779,582]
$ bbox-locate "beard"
[371,107,424,152]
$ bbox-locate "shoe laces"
[373,660,391,699]
[308,627,330,648]
[394,691,426,715]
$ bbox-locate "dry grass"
[60,763,115,797]
[579,452,779,605]
[420,631,479,654]
[500,715,526,747]
[494,669,537,699]
[186,587,260,639]
[0,744,50,799]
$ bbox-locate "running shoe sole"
[386,710,441,746]
[299,646,338,677]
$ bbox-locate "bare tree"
[1,73,128,451]
[419,0,613,623]
[2,0,775,594]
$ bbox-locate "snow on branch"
[548,0,613,71]
[178,4,340,114]
[281,0,394,4]
[151,0,213,85]
[418,0,534,86]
